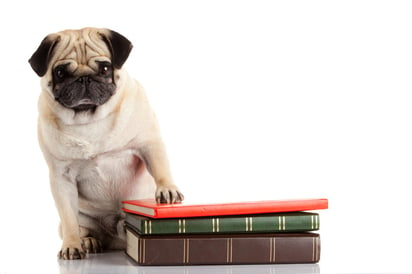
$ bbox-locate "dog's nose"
[77,76,91,84]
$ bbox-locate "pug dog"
[29,27,184,260]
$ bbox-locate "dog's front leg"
[138,140,184,204]
[49,167,85,260]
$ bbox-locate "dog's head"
[29,28,132,112]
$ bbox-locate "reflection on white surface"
[58,251,320,274]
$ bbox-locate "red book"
[122,198,328,218]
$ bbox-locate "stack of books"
[122,198,328,266]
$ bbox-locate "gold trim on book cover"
[178,219,186,233]
[245,217,253,232]
[138,237,144,263]
[278,216,286,231]
[183,239,190,264]
[312,237,316,262]
[226,238,233,263]
[270,237,276,262]
[311,215,320,230]
[212,218,220,232]
[144,220,152,234]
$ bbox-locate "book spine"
[125,213,319,235]
[126,227,320,265]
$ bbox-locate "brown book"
[126,226,320,265]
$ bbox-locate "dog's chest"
[60,123,119,159]
[46,111,139,160]
[70,149,144,210]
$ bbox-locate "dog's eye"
[98,62,112,76]
[54,66,67,80]
[101,66,110,75]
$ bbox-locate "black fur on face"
[52,61,116,112]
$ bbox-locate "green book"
[125,212,319,235]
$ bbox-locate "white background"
[1,1,412,273]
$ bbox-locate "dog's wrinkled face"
[52,57,115,112]
[29,28,133,112]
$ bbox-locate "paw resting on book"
[155,184,184,204]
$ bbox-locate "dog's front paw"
[58,244,86,260]
[156,184,184,204]
[81,237,103,254]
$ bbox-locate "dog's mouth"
[56,98,97,112]
[72,103,97,112]
[77,99,94,105]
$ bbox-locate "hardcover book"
[125,211,320,235]
[122,198,328,218]
[126,226,321,265]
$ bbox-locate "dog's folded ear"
[100,29,133,69]
[29,34,60,77]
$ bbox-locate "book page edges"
[126,228,140,263]
[123,203,155,217]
